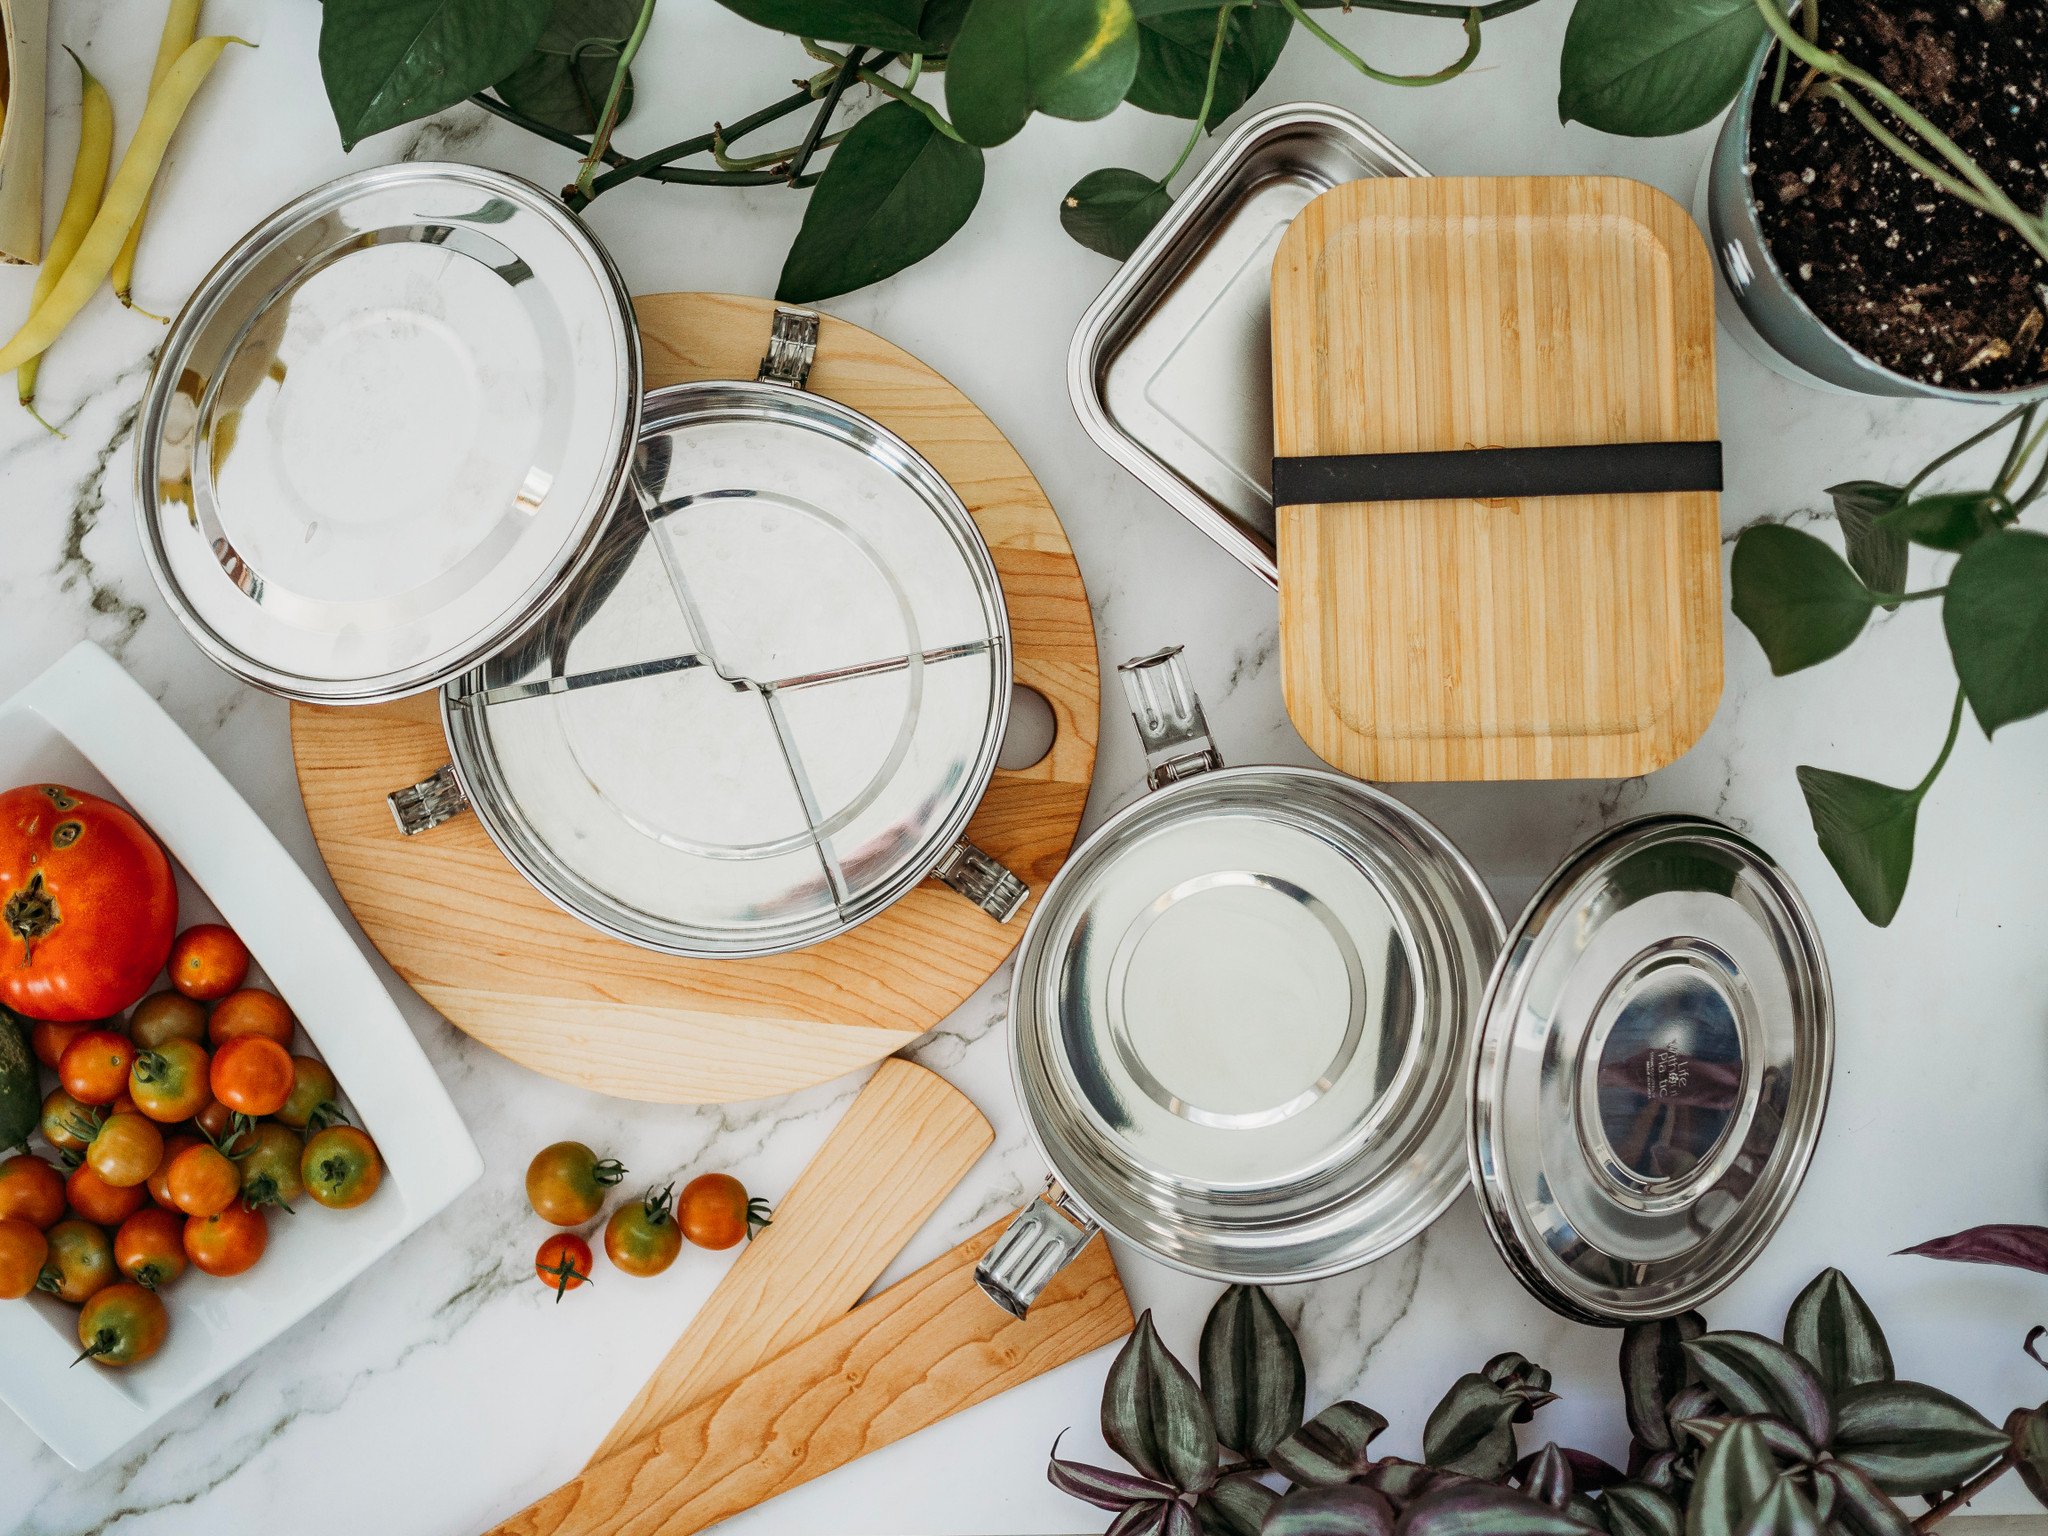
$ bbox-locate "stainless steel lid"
[136,164,641,703]
[437,372,1012,957]
[1470,817,1833,1324]
[1006,649,1502,1284]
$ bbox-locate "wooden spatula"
[588,1057,993,1464]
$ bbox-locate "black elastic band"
[1271,441,1723,508]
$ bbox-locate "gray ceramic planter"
[1703,36,2048,403]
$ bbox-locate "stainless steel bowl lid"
[136,164,641,703]
[1470,816,1833,1324]
[439,377,1011,957]
[1010,652,1502,1283]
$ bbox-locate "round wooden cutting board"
[290,293,1098,1105]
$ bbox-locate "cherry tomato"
[147,1133,202,1209]
[0,1218,47,1299]
[83,1111,163,1188]
[129,991,208,1049]
[677,1173,772,1250]
[535,1233,593,1302]
[207,988,295,1048]
[114,1207,188,1290]
[129,1039,211,1123]
[526,1141,626,1226]
[302,1126,381,1210]
[30,1014,121,1070]
[168,924,250,1001]
[39,1087,93,1154]
[239,1123,304,1212]
[0,1153,66,1229]
[66,1161,147,1226]
[192,1096,235,1141]
[276,1056,343,1132]
[184,1202,266,1277]
[76,1282,169,1366]
[59,1029,136,1105]
[0,784,176,1021]
[210,1035,293,1116]
[164,1143,242,1218]
[605,1184,683,1278]
[38,1218,116,1303]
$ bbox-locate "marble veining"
[2,0,2046,1530]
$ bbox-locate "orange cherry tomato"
[165,1143,242,1218]
[39,1086,94,1154]
[31,1014,122,1070]
[0,1218,47,1300]
[147,1133,202,1209]
[184,1202,266,1277]
[535,1233,592,1302]
[76,1282,169,1366]
[0,783,176,1021]
[66,1161,147,1226]
[84,1111,163,1188]
[210,1035,293,1116]
[302,1126,381,1209]
[276,1055,343,1132]
[207,988,295,1049]
[129,1038,211,1123]
[168,924,250,1001]
[525,1141,625,1226]
[38,1217,115,1303]
[59,1029,135,1105]
[677,1173,771,1251]
[114,1207,189,1290]
[129,991,208,1049]
[0,1153,66,1229]
[192,1095,234,1141]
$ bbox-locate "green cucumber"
[0,1006,38,1153]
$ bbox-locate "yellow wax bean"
[0,36,248,379]
[20,51,114,429]
[114,0,203,315]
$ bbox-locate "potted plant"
[1559,0,2048,401]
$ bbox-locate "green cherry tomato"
[127,991,208,1050]
[275,1055,342,1131]
[604,1184,683,1278]
[239,1122,305,1212]
[525,1141,625,1226]
[38,1218,116,1304]
[128,1038,212,1123]
[301,1126,381,1210]
[75,1281,170,1367]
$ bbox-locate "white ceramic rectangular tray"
[0,642,482,1469]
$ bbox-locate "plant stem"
[1814,83,1994,217]
[805,39,966,141]
[585,86,818,199]
[716,126,852,170]
[1993,405,2040,498]
[574,0,659,198]
[1279,0,1482,86]
[1159,3,1242,187]
[1912,686,1967,800]
[1901,404,2032,497]
[1913,1447,2016,1530]
[471,91,627,162]
[787,46,866,182]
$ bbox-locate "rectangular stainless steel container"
[1067,103,1428,587]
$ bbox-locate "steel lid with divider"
[388,309,1021,958]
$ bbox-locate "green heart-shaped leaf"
[713,0,930,49]
[1061,167,1173,259]
[1876,490,2010,552]
[1795,765,1920,927]
[1826,481,1908,608]
[1686,1418,1777,1536]
[1126,4,1290,126]
[777,101,985,302]
[947,0,1140,146]
[1557,0,1767,136]
[493,0,642,133]
[1830,1380,2011,1496]
[322,0,554,150]
[1945,528,2048,735]
[1198,1284,1303,1459]
[1784,1269,1893,1402]
[1730,524,1878,675]
[1101,1310,1220,1495]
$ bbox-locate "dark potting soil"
[1748,0,2048,392]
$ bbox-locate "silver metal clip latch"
[1118,646,1223,790]
[757,306,820,390]
[932,838,1029,923]
[974,1178,1100,1319]
[388,764,471,837]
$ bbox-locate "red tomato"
[210,1036,293,1116]
[168,924,249,1001]
[535,1234,593,1302]
[164,1144,241,1218]
[66,1161,146,1226]
[0,1154,66,1229]
[146,1133,203,1209]
[677,1173,772,1250]
[114,1208,189,1290]
[30,1015,120,1070]
[184,1202,266,1277]
[0,1218,46,1300]
[0,784,176,1021]
[84,1111,163,1188]
[60,1029,136,1105]
[207,988,295,1048]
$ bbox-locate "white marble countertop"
[4,1,2046,1531]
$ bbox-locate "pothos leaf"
[1795,765,1921,928]
[1126,5,1290,127]
[1261,1482,1396,1536]
[712,0,929,49]
[1826,481,1908,609]
[1682,1334,1830,1450]
[776,101,985,303]
[1829,1380,2011,1496]
[321,0,554,150]
[493,0,641,134]
[1101,1310,1220,1495]
[1784,1269,1894,1402]
[1877,490,2010,552]
[1062,167,1172,259]
[1729,524,1877,676]
[946,0,1140,146]
[1945,528,2048,736]
[1898,1224,2048,1274]
[1198,1284,1304,1459]
[1556,0,1767,136]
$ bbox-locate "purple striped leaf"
[1898,1224,2048,1275]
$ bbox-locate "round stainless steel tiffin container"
[978,648,1833,1325]
[136,164,642,704]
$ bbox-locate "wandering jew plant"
[1056,1266,2047,1535]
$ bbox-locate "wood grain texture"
[291,293,1098,1104]
[1272,176,1722,782]
[487,1212,1132,1536]
[588,1058,992,1465]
